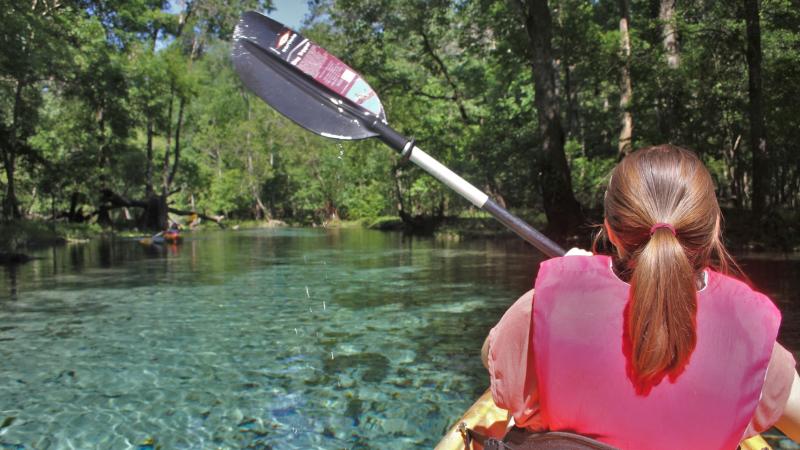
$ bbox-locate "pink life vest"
[532,255,780,450]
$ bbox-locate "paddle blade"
[232,11,386,140]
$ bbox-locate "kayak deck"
[435,388,773,450]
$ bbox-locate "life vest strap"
[459,424,618,450]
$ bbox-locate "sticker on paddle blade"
[267,28,384,118]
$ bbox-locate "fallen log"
[98,189,225,230]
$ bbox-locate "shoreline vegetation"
[2,207,798,265]
[2,2,798,264]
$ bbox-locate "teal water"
[0,228,798,449]
[0,229,545,449]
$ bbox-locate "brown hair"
[603,145,736,385]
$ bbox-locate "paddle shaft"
[232,15,565,258]
[372,120,566,258]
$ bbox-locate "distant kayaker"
[482,145,799,449]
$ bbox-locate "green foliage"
[566,140,615,209]
[342,183,391,221]
[0,0,798,243]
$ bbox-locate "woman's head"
[603,145,732,386]
[604,145,725,270]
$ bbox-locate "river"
[0,228,797,448]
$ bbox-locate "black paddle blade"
[232,11,386,140]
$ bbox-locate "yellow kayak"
[435,388,773,450]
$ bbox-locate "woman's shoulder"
[706,270,781,318]
[541,254,610,270]
[707,270,769,298]
[535,255,620,293]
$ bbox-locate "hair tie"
[649,223,676,236]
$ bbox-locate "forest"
[1,0,799,248]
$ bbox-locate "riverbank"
[0,222,101,264]
[0,221,101,254]
[420,207,800,253]
[2,208,797,265]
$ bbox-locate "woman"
[482,145,800,449]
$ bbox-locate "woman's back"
[484,146,800,449]
[532,254,779,449]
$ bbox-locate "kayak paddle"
[231,11,565,258]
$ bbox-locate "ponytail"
[628,226,697,384]
[604,145,727,388]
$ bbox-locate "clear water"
[0,228,797,449]
[0,229,546,449]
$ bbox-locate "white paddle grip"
[408,146,489,208]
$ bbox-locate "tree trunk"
[618,0,634,157]
[418,27,471,124]
[145,27,159,196]
[744,0,768,216]
[244,98,267,220]
[68,191,82,221]
[659,0,680,69]
[518,0,583,238]
[25,187,36,216]
[167,97,185,188]
[96,105,113,226]
[142,194,169,231]
[162,84,175,196]
[2,151,21,220]
[654,0,681,143]
[145,118,154,196]
[485,175,507,209]
[563,63,580,139]
[247,152,267,220]
[2,79,26,220]
[392,165,407,217]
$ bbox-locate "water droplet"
[294,328,298,335]
[322,301,326,310]
[330,352,334,360]
[305,286,310,298]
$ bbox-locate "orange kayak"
[163,231,181,242]
[139,232,181,246]
[435,388,773,450]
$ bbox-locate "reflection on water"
[0,229,797,449]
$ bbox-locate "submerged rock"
[0,416,15,429]
[323,352,391,383]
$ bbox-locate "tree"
[3,0,799,239]
[744,0,768,215]
[514,0,584,237]
[0,1,75,219]
[659,0,680,69]
[100,0,273,230]
[618,0,634,157]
